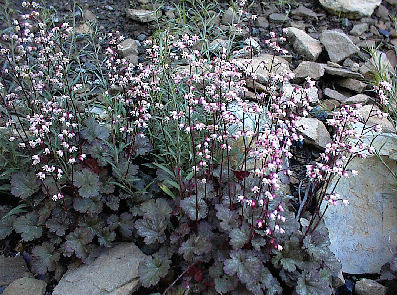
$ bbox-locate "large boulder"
[53,243,146,295]
[319,0,382,19]
[323,129,397,274]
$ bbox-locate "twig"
[162,262,196,295]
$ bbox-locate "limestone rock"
[126,9,159,23]
[355,279,387,295]
[296,117,331,148]
[294,61,326,80]
[53,243,146,295]
[324,133,397,273]
[336,78,367,93]
[287,27,322,61]
[2,278,46,295]
[0,256,32,286]
[319,0,382,19]
[320,30,360,63]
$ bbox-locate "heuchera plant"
[0,1,385,294]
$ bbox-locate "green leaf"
[45,210,68,237]
[261,267,282,295]
[0,206,15,239]
[215,276,238,294]
[159,183,175,198]
[63,227,95,259]
[80,117,109,142]
[229,224,250,249]
[139,254,170,288]
[87,141,112,166]
[178,234,212,262]
[73,168,100,198]
[10,172,40,199]
[180,195,208,221]
[73,198,103,214]
[133,134,152,156]
[140,198,172,220]
[13,212,42,241]
[2,204,27,220]
[135,215,167,244]
[215,204,239,232]
[224,250,263,286]
[31,242,60,274]
[118,212,135,239]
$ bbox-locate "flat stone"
[350,23,369,36]
[294,61,326,80]
[324,88,348,101]
[324,143,397,273]
[291,5,318,21]
[336,78,367,92]
[319,0,382,19]
[342,94,370,104]
[0,256,32,286]
[268,13,289,24]
[325,66,364,79]
[126,9,158,23]
[357,104,395,133]
[2,278,46,295]
[355,279,386,295]
[320,30,360,63]
[296,117,331,148]
[53,243,146,295]
[376,5,389,20]
[287,27,322,61]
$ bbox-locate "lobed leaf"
[180,195,208,221]
[10,171,40,199]
[73,168,100,198]
[13,212,42,241]
[139,254,170,288]
[31,242,60,274]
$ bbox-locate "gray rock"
[350,23,369,36]
[336,78,367,92]
[319,0,382,19]
[0,256,32,286]
[53,243,146,295]
[359,51,395,79]
[296,117,331,148]
[357,104,395,133]
[2,278,46,295]
[268,13,289,24]
[357,39,376,49]
[83,9,96,23]
[119,39,139,58]
[325,66,364,79]
[222,7,238,25]
[291,5,318,21]
[320,30,360,63]
[386,0,397,5]
[324,141,397,273]
[355,279,386,295]
[236,53,290,85]
[324,88,348,101]
[342,94,370,104]
[126,9,159,23]
[376,5,389,20]
[209,39,231,53]
[294,61,326,80]
[287,27,322,61]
